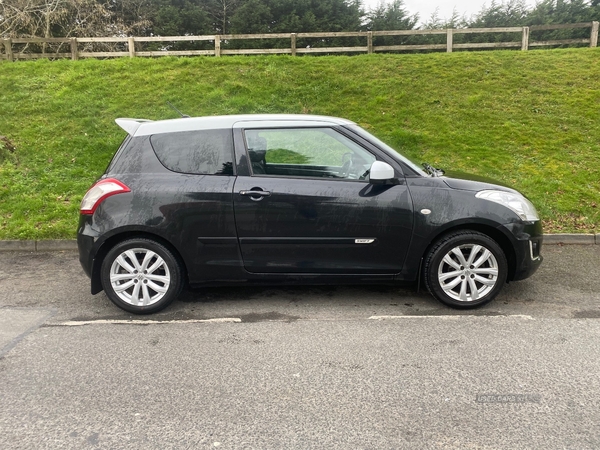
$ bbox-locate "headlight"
[475,190,539,222]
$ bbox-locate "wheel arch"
[91,231,189,295]
[421,223,517,282]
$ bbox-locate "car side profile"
[77,114,543,314]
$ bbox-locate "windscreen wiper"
[422,162,445,177]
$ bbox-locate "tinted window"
[105,135,132,173]
[150,129,234,175]
[245,128,375,181]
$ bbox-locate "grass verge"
[0,49,599,239]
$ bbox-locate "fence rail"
[1,22,598,61]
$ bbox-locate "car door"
[232,123,414,274]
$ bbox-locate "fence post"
[591,21,599,48]
[521,26,529,51]
[70,38,78,61]
[214,35,221,57]
[291,33,296,56]
[367,31,373,54]
[3,39,14,62]
[446,29,453,53]
[128,37,136,57]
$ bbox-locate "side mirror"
[369,161,395,184]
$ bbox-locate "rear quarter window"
[105,135,132,174]
[150,129,234,175]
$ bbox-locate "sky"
[362,0,537,25]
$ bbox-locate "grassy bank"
[0,49,599,239]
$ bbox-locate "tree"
[105,0,153,36]
[465,0,529,44]
[0,0,116,53]
[230,0,272,34]
[206,0,242,34]
[365,0,417,47]
[228,0,364,50]
[526,0,598,24]
[422,7,467,30]
[525,0,600,42]
[469,0,529,27]
[229,0,364,34]
[149,0,212,36]
[366,0,418,31]
[465,0,599,45]
[1,0,71,38]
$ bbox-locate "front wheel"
[101,238,183,314]
[424,231,508,309]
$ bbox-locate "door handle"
[239,190,271,198]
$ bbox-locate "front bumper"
[502,220,543,281]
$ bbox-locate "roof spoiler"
[115,118,153,136]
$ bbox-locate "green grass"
[0,49,599,239]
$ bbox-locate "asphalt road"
[1,244,599,449]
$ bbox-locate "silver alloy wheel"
[437,244,499,302]
[109,248,171,306]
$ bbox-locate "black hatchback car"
[78,114,542,314]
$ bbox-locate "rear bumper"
[77,231,94,279]
[77,215,103,294]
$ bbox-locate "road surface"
[0,244,599,449]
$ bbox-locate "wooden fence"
[1,21,598,61]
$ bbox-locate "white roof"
[115,114,355,137]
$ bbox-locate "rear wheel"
[101,238,183,314]
[424,231,508,308]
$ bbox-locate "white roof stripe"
[115,114,354,136]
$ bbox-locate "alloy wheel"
[109,248,171,306]
[437,244,499,302]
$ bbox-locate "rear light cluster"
[80,178,130,215]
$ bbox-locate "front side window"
[150,129,234,175]
[347,124,426,177]
[244,128,375,180]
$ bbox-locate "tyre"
[101,238,183,314]
[424,231,508,309]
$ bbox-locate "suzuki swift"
[78,114,543,314]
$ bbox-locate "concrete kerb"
[543,234,597,245]
[0,240,36,252]
[0,235,598,252]
[0,240,78,252]
[35,240,78,251]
